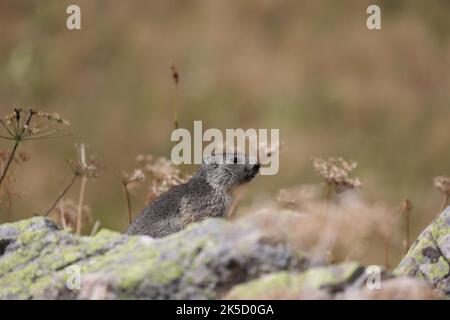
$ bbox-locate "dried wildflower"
[67,144,104,179]
[123,169,146,186]
[434,176,450,212]
[122,168,146,225]
[140,155,191,204]
[313,157,362,199]
[65,143,103,234]
[48,198,93,231]
[1,107,70,142]
[434,176,450,196]
[0,107,70,191]
[68,158,104,178]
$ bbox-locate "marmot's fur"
[126,153,260,237]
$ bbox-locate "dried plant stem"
[44,175,77,216]
[439,194,449,213]
[0,141,19,189]
[173,86,179,130]
[76,176,88,235]
[171,65,180,130]
[402,203,411,255]
[384,236,390,269]
[122,183,133,225]
[59,200,67,229]
[90,221,101,236]
[404,217,410,255]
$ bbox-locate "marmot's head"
[199,153,260,191]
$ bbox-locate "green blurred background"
[1,1,449,254]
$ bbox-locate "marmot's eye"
[233,156,238,164]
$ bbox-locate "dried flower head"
[313,157,362,191]
[434,176,450,196]
[68,159,104,178]
[122,168,146,193]
[49,198,93,230]
[123,169,146,184]
[0,107,70,141]
[68,143,104,178]
[139,155,191,204]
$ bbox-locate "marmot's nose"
[253,163,260,171]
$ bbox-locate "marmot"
[126,153,260,238]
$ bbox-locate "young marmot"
[126,153,260,238]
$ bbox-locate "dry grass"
[240,188,400,267]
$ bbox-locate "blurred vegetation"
[1,0,450,266]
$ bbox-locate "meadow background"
[0,0,449,267]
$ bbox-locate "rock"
[225,262,364,299]
[336,277,440,300]
[225,262,439,300]
[394,206,450,296]
[0,217,308,299]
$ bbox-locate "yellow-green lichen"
[226,262,363,299]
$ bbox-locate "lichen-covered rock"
[394,206,450,296]
[225,262,365,299]
[0,217,308,299]
[225,262,439,300]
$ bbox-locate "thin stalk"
[401,199,412,255]
[0,141,19,189]
[384,236,390,270]
[404,212,410,255]
[173,86,179,130]
[59,200,67,229]
[44,175,77,216]
[439,194,449,213]
[76,176,87,235]
[122,182,132,225]
[90,221,101,236]
[171,65,179,130]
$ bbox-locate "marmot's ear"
[204,154,217,166]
